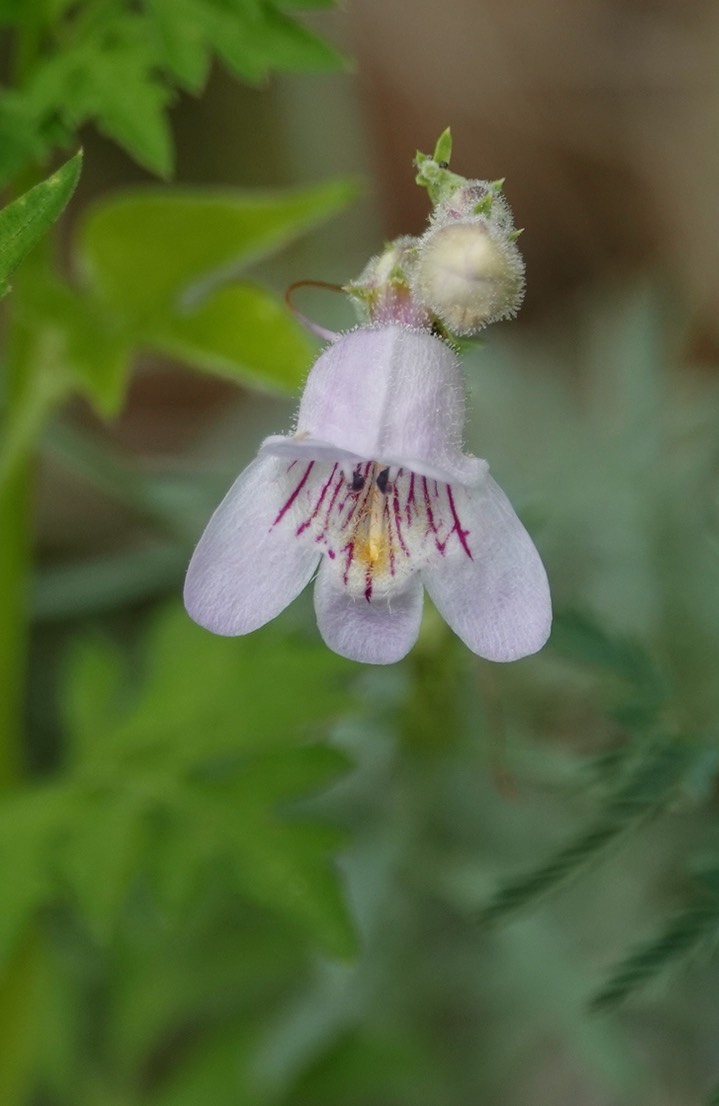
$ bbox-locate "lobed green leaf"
[56,606,357,955]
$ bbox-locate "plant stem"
[0,195,68,782]
[0,320,39,786]
[0,466,30,786]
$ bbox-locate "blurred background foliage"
[1,1,719,1104]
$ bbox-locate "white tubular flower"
[184,325,551,665]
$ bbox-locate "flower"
[184,324,551,665]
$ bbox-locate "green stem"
[0,182,68,783]
[0,318,41,786]
[0,459,30,786]
[0,308,66,784]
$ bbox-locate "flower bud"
[346,236,431,328]
[411,218,525,334]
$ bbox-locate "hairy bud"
[411,180,525,334]
[346,236,431,328]
[411,220,524,334]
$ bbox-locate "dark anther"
[351,470,366,492]
[437,160,449,169]
[376,467,390,494]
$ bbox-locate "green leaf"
[66,608,353,769]
[25,12,174,176]
[152,281,315,391]
[550,609,666,725]
[168,753,353,955]
[0,95,52,191]
[479,739,697,926]
[144,0,345,88]
[212,3,345,79]
[57,790,149,942]
[11,267,132,415]
[59,606,357,955]
[0,787,69,967]
[63,636,127,767]
[590,891,719,1013]
[77,179,358,320]
[75,178,358,390]
[145,1023,258,1106]
[0,150,82,297]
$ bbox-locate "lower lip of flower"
[271,458,472,602]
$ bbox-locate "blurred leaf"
[152,281,316,391]
[479,738,698,926]
[550,609,666,728]
[75,178,357,390]
[66,608,354,768]
[145,1022,258,1106]
[59,607,356,955]
[0,150,81,297]
[63,637,127,764]
[147,0,344,87]
[0,95,52,192]
[57,792,150,943]
[0,1,343,181]
[33,543,189,622]
[210,1,344,79]
[24,10,174,176]
[77,180,358,317]
[282,1029,445,1106]
[0,788,70,966]
[0,932,44,1106]
[590,884,719,1013]
[12,267,132,415]
[275,0,337,8]
[145,0,211,92]
[160,765,352,954]
[109,900,303,1082]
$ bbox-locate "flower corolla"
[184,324,551,665]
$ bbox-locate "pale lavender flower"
[184,324,551,665]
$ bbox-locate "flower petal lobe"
[313,559,424,664]
[184,455,320,635]
[421,475,551,660]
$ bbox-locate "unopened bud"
[346,236,431,328]
[411,219,525,334]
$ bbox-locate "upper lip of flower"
[183,323,552,665]
[261,323,487,487]
[259,432,487,488]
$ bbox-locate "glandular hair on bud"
[411,220,525,334]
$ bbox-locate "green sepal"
[432,127,453,165]
[414,127,466,207]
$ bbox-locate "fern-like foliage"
[590,868,719,1012]
[0,0,344,182]
[479,737,697,926]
